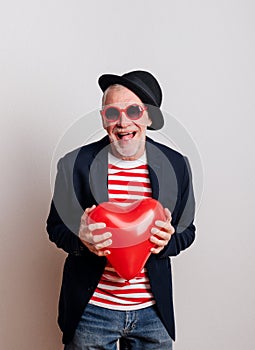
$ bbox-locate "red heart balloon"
[88,198,166,280]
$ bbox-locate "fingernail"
[151,227,158,234]
[155,220,162,226]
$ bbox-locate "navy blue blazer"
[46,135,196,344]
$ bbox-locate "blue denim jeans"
[64,303,172,349]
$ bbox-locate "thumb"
[164,207,172,222]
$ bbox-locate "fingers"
[82,232,112,250]
[79,229,112,248]
[164,207,172,221]
[81,205,96,225]
[154,207,175,233]
[150,246,165,254]
[85,204,96,213]
[150,208,175,254]
[84,242,111,257]
[79,205,112,256]
[88,222,107,232]
[96,249,111,257]
[150,228,170,253]
[152,220,175,235]
[80,232,112,256]
[151,228,172,242]
[92,231,111,242]
[94,237,112,250]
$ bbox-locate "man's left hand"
[150,208,175,254]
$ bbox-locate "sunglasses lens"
[104,107,120,121]
[126,105,142,119]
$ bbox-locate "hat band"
[123,75,159,106]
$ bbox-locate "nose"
[117,111,131,127]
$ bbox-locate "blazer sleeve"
[158,156,196,258]
[46,158,88,256]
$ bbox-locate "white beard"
[110,139,145,159]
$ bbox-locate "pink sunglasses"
[101,104,147,122]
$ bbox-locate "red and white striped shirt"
[89,152,155,310]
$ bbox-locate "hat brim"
[98,74,164,131]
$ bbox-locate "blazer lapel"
[146,139,178,213]
[89,141,109,204]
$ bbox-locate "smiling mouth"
[116,131,136,140]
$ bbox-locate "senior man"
[47,70,196,349]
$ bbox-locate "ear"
[145,114,152,128]
[144,105,152,128]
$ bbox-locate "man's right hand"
[78,205,112,256]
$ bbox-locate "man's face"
[101,86,152,160]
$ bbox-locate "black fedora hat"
[98,70,164,130]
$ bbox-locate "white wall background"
[0,0,254,349]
